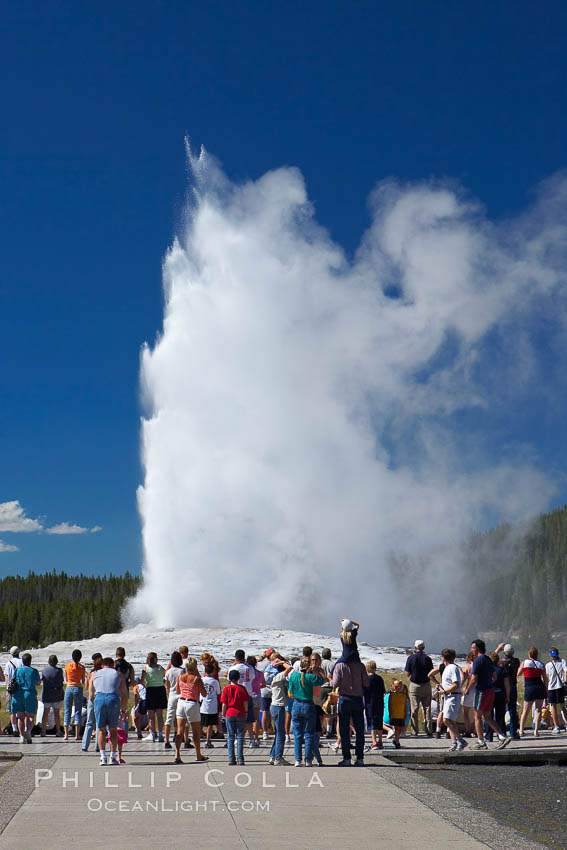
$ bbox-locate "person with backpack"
[545,647,567,733]
[4,647,23,736]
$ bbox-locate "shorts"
[11,692,38,715]
[366,713,384,731]
[42,701,63,712]
[94,693,120,729]
[260,696,272,712]
[443,694,461,723]
[286,696,294,713]
[524,680,546,703]
[165,693,179,726]
[246,700,255,723]
[548,687,565,705]
[251,694,261,710]
[200,712,218,727]
[390,717,406,727]
[473,689,495,713]
[176,699,201,724]
[135,699,147,716]
[462,691,475,709]
[146,686,167,711]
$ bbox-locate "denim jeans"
[291,701,316,762]
[270,705,286,760]
[64,686,83,727]
[338,695,365,761]
[82,699,97,750]
[226,716,246,763]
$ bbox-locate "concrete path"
[0,734,556,849]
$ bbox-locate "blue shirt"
[404,651,433,684]
[472,654,496,692]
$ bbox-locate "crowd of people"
[2,619,567,767]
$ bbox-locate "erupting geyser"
[126,144,567,641]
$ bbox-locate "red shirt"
[221,683,248,717]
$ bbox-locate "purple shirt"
[331,661,369,697]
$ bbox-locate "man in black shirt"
[404,639,433,736]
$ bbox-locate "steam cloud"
[128,146,567,643]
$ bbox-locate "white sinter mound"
[1,625,413,673]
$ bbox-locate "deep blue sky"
[1,1,566,577]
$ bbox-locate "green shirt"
[288,671,324,702]
[144,665,165,688]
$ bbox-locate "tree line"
[0,571,140,649]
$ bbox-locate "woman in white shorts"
[174,658,208,765]
[164,651,184,750]
[438,649,467,752]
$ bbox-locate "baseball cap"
[503,643,514,656]
[228,669,240,682]
[265,648,275,655]
[549,648,559,658]
[414,639,425,650]
[10,645,19,655]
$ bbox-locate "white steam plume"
[127,146,567,643]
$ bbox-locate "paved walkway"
[0,733,557,849]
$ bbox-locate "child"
[338,618,361,664]
[108,711,128,763]
[220,670,249,766]
[201,662,221,748]
[364,661,385,749]
[384,680,410,749]
[132,679,148,739]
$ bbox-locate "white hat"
[503,643,514,656]
[341,618,354,631]
[10,645,20,655]
[414,639,425,650]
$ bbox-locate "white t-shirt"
[546,659,567,691]
[201,676,221,713]
[228,663,254,696]
[4,657,23,682]
[441,663,461,693]
[270,671,289,708]
[165,666,183,693]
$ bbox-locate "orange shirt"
[65,662,86,686]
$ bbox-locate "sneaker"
[363,744,371,752]
[137,731,143,740]
[24,731,32,744]
[158,734,164,743]
[457,738,468,751]
[248,741,255,749]
[275,758,291,766]
[262,732,269,741]
[143,732,157,742]
[204,742,214,749]
[552,727,562,735]
[237,760,245,766]
[316,759,324,766]
[473,739,488,749]
[294,760,302,767]
[99,752,107,765]
[19,736,25,744]
[305,760,313,767]
[435,730,442,739]
[393,740,401,749]
[228,760,236,766]
[354,759,365,766]
[337,758,352,766]
[371,744,383,751]
[386,729,395,740]
[329,741,339,753]
[285,734,291,743]
[496,736,512,750]
[511,733,521,740]
[164,742,172,750]
[268,757,275,765]
[109,752,119,765]
[448,741,458,752]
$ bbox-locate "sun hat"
[9,646,19,655]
